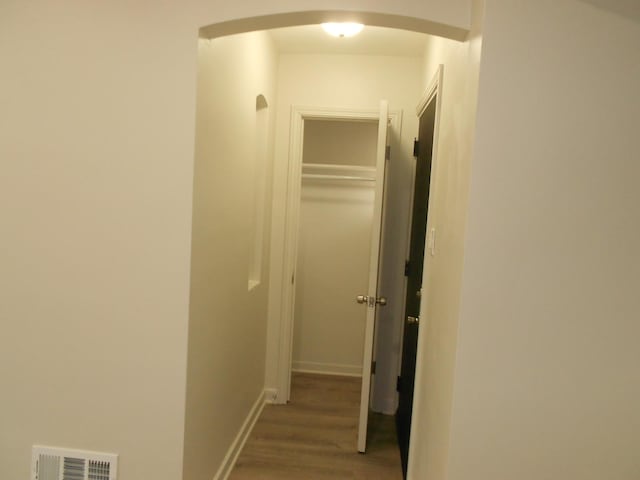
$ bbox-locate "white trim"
[301,164,377,184]
[264,388,278,404]
[416,64,443,118]
[302,163,377,175]
[292,361,363,377]
[374,397,399,416]
[274,105,401,405]
[406,65,445,480]
[396,66,445,398]
[213,390,266,480]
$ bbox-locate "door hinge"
[396,376,402,392]
[413,139,419,157]
[385,145,391,160]
[371,361,377,375]
[404,260,410,277]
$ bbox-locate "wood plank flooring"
[229,373,403,480]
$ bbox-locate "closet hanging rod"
[301,173,375,182]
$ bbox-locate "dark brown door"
[396,95,437,477]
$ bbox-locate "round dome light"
[321,22,364,38]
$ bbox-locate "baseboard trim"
[292,361,362,377]
[264,388,278,404]
[373,398,398,416]
[213,389,266,480]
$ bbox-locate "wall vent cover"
[32,446,118,480]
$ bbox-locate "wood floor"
[229,373,403,480]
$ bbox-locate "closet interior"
[291,119,379,377]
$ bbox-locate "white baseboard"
[213,389,266,480]
[264,388,278,404]
[292,360,362,377]
[372,397,398,415]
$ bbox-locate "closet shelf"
[301,163,376,183]
[302,173,374,182]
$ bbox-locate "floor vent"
[32,446,118,480]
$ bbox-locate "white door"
[357,100,389,453]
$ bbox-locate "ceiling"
[579,0,640,22]
[268,24,430,57]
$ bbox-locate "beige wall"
[448,1,640,479]
[265,53,424,412]
[5,0,639,478]
[0,4,465,478]
[0,4,196,480]
[0,1,467,476]
[303,120,378,167]
[183,32,277,480]
[407,2,485,479]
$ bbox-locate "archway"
[187,10,465,480]
[199,10,468,41]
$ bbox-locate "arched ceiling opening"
[199,10,469,41]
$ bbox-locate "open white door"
[357,100,389,453]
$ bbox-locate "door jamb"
[274,105,401,403]
[396,65,444,384]
[416,65,443,118]
[405,64,444,478]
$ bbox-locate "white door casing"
[274,104,400,406]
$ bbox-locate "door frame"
[404,64,444,477]
[274,105,401,403]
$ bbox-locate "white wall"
[303,120,378,167]
[182,32,277,480]
[0,2,469,479]
[448,1,640,479]
[407,2,485,479]
[8,1,638,479]
[0,4,196,480]
[0,2,469,477]
[265,53,424,411]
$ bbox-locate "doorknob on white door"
[356,295,368,304]
[356,295,387,306]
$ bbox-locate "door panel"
[357,100,389,453]
[397,96,437,475]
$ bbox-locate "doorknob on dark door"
[376,297,387,306]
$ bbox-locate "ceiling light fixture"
[321,22,364,38]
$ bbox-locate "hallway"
[229,373,403,479]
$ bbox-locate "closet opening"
[293,118,378,380]
[276,104,400,454]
